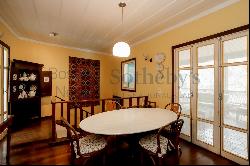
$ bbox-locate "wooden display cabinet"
[9,59,43,128]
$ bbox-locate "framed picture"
[40,71,52,96]
[121,58,136,92]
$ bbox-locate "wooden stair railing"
[50,96,151,145]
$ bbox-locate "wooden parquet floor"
[0,118,237,165]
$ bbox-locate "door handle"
[218,93,223,101]
[190,91,194,97]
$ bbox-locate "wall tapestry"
[69,56,100,106]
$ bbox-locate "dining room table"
[79,107,177,135]
[79,107,178,165]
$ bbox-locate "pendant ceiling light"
[113,2,130,57]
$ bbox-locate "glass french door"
[175,40,220,153]
[220,31,249,165]
[0,43,10,122]
[174,30,249,164]
[191,39,220,154]
[175,46,192,142]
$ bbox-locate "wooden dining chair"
[128,105,144,108]
[59,117,107,165]
[139,119,184,166]
[105,100,116,111]
[145,101,157,108]
[127,101,156,109]
[165,103,182,119]
[105,100,126,111]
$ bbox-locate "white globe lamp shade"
[112,42,130,57]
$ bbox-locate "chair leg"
[178,145,182,157]
[150,156,157,166]
[70,156,75,165]
[102,153,106,166]
[158,157,164,166]
[140,151,144,166]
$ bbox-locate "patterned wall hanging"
[69,56,100,106]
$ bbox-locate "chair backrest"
[128,105,144,108]
[105,100,123,111]
[156,119,184,154]
[159,119,184,136]
[165,103,182,119]
[146,101,156,108]
[105,100,116,111]
[60,117,81,159]
[140,101,157,108]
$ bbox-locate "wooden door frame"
[172,24,249,102]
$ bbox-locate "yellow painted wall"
[112,0,249,108]
[0,21,117,117]
[0,0,249,117]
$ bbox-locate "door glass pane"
[197,121,213,145]
[223,36,247,63]
[198,44,214,66]
[179,49,190,68]
[4,47,9,67]
[223,65,247,129]
[4,69,8,93]
[4,92,8,113]
[180,116,190,136]
[179,70,190,115]
[197,68,214,121]
[223,127,248,159]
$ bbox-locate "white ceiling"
[0,0,239,55]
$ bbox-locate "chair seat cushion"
[139,134,173,157]
[73,134,107,158]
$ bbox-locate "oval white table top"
[79,108,177,135]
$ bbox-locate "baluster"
[80,108,83,121]
[102,100,105,112]
[51,102,56,142]
[61,103,64,117]
[137,97,140,107]
[129,98,132,107]
[67,103,70,124]
[91,104,94,115]
[75,106,77,128]
[144,96,148,107]
[120,98,124,107]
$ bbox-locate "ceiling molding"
[131,0,240,47]
[107,0,177,41]
[128,0,177,33]
[0,16,21,39]
[0,0,240,54]
[19,36,112,56]
[128,0,204,42]
[0,16,111,56]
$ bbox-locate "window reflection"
[224,65,247,129]
[121,58,136,91]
